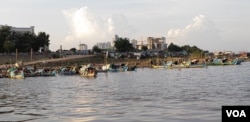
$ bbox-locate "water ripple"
[0,62,250,121]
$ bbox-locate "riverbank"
[0,55,95,69]
[0,55,154,69]
[1,54,248,70]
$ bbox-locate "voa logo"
[226,110,246,117]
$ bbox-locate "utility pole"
[60,45,62,58]
[16,48,18,63]
[31,48,33,62]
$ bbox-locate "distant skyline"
[1,0,249,52]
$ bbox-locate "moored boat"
[127,64,137,71]
[79,64,97,77]
[59,66,77,75]
[34,68,56,77]
[8,68,25,79]
[109,63,128,72]
[211,58,241,66]
[151,61,172,69]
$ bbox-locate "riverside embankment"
[0,55,95,69]
[0,55,153,69]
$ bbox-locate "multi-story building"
[111,34,119,50]
[0,25,35,33]
[10,26,35,34]
[131,39,146,50]
[147,37,167,51]
[79,44,88,50]
[96,42,111,49]
[131,39,137,49]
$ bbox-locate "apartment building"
[147,37,167,51]
[96,42,111,49]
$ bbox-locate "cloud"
[166,15,221,50]
[62,6,134,50]
[62,6,112,49]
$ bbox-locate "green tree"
[3,40,14,54]
[114,37,134,52]
[36,32,50,52]
[15,32,36,52]
[0,25,51,53]
[181,45,203,54]
[92,45,102,53]
[0,26,11,53]
[168,43,182,52]
[70,47,77,53]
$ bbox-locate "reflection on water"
[1,62,250,121]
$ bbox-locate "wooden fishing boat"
[127,64,137,71]
[109,63,128,72]
[34,68,56,77]
[59,66,77,75]
[23,69,35,77]
[79,64,97,77]
[96,64,110,73]
[8,69,25,79]
[151,61,173,69]
[212,58,241,66]
[186,60,206,68]
[81,67,97,77]
[151,65,166,68]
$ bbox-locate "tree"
[36,32,50,52]
[181,45,203,54]
[0,26,11,53]
[141,45,148,51]
[114,37,134,52]
[0,25,51,53]
[3,40,14,54]
[168,43,182,52]
[70,47,77,53]
[15,32,36,52]
[92,45,102,53]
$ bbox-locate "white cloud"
[166,15,221,50]
[62,6,113,49]
[62,6,134,50]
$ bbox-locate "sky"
[0,0,250,52]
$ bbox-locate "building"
[131,39,146,50]
[112,34,119,42]
[147,37,167,51]
[112,34,119,50]
[79,44,88,50]
[0,25,35,33]
[96,42,111,49]
[131,39,137,49]
[10,26,35,33]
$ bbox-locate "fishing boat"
[8,68,25,79]
[186,59,207,68]
[212,58,241,66]
[168,63,188,69]
[151,64,166,68]
[127,64,137,71]
[96,64,110,73]
[59,66,77,75]
[34,68,56,77]
[151,61,172,69]
[230,58,241,65]
[109,63,128,72]
[79,64,97,77]
[23,69,35,77]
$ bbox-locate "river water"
[0,62,250,122]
